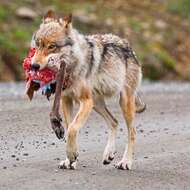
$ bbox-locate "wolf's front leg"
[59,90,93,170]
[61,96,73,129]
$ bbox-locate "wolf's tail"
[135,92,146,113]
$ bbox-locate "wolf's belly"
[91,72,125,97]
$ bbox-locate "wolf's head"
[32,10,73,71]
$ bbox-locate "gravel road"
[0,82,190,190]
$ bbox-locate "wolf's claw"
[50,117,65,139]
[115,160,132,170]
[58,158,77,170]
[54,126,65,139]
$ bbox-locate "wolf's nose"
[31,63,40,71]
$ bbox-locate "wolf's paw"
[102,145,116,165]
[50,117,65,139]
[115,159,132,170]
[66,149,79,163]
[54,126,65,139]
[58,158,77,170]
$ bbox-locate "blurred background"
[0,0,190,81]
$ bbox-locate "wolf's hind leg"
[116,89,136,170]
[94,98,118,165]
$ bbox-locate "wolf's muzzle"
[31,63,40,71]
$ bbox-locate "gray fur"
[31,14,146,170]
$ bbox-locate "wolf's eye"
[48,44,56,49]
[35,40,39,47]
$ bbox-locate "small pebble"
[11,154,16,158]
[139,129,144,133]
[23,153,29,156]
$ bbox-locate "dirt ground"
[0,82,190,190]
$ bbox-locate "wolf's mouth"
[23,47,73,100]
[23,48,56,100]
[25,68,56,100]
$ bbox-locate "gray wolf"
[31,10,145,170]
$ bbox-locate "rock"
[139,129,144,133]
[16,7,37,20]
[154,19,167,29]
[91,172,96,175]
[105,18,113,26]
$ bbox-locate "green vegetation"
[128,18,143,33]
[0,0,189,81]
[167,0,190,20]
[0,6,9,21]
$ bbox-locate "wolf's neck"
[70,29,88,65]
[71,29,86,47]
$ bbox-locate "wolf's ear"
[63,14,72,32]
[43,10,56,23]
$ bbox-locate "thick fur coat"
[31,10,145,170]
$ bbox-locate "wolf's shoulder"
[85,33,130,47]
